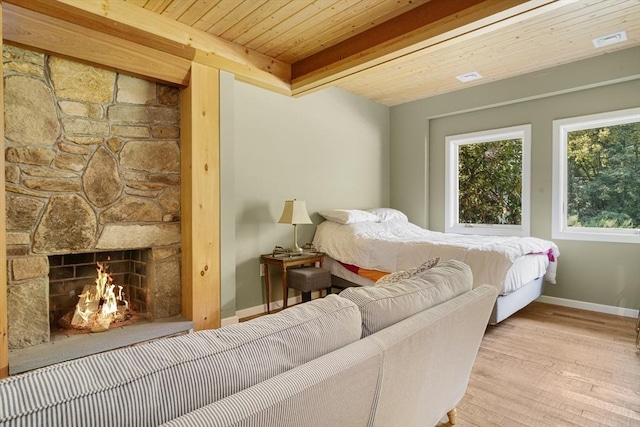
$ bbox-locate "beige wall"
[230,82,390,311]
[390,47,640,310]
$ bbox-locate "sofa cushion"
[0,295,361,427]
[339,259,473,337]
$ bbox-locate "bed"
[312,208,560,324]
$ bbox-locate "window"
[445,125,531,236]
[552,108,640,244]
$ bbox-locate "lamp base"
[290,224,304,253]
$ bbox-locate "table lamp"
[278,199,312,252]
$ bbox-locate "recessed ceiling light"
[592,31,627,48]
[456,71,482,83]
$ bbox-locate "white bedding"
[313,219,559,295]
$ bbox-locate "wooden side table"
[260,252,325,313]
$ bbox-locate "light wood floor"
[438,302,640,427]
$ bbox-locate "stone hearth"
[4,45,185,357]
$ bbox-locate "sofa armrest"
[369,285,498,427]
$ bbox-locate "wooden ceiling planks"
[220,0,296,46]
[6,0,639,106]
[290,0,549,96]
[229,1,326,52]
[330,0,640,105]
[178,0,227,27]
[272,0,429,63]
[195,0,268,34]
[257,0,363,60]
[155,0,197,18]
[233,0,312,50]
[140,0,432,63]
[123,0,149,7]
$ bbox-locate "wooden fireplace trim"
[1,4,7,379]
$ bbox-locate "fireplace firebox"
[48,250,150,333]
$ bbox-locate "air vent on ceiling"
[592,31,627,48]
[456,71,482,83]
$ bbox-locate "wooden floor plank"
[437,302,640,427]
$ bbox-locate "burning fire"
[68,261,130,332]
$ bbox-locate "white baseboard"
[537,295,639,318]
[234,291,323,321]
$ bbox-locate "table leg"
[282,268,288,309]
[264,264,271,314]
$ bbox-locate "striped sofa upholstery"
[0,295,361,427]
[160,337,386,427]
[160,285,498,427]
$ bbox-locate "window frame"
[552,107,640,244]
[445,124,531,237]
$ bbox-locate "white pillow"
[374,269,414,287]
[368,208,408,222]
[375,257,440,286]
[319,209,378,224]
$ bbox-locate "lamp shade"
[278,200,312,225]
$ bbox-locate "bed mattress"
[313,219,559,295]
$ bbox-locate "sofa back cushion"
[339,259,473,337]
[160,334,387,427]
[0,295,361,427]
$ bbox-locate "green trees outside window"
[458,139,523,225]
[567,123,639,229]
[553,108,639,244]
[445,124,530,237]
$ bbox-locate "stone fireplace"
[4,45,188,372]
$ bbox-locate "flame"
[72,261,129,331]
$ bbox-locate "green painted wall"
[390,47,640,310]
[230,83,390,311]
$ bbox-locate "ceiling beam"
[3,0,291,94]
[2,3,192,86]
[291,0,560,96]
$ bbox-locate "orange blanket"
[339,262,388,282]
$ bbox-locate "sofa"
[0,260,497,427]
